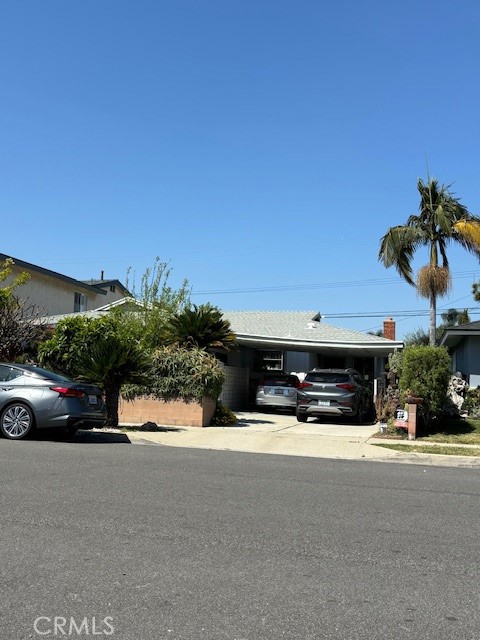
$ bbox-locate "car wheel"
[0,403,35,440]
[296,410,308,423]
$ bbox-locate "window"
[74,292,87,312]
[254,350,283,372]
[319,355,345,369]
[0,365,23,382]
[109,285,116,293]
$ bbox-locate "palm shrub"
[75,335,152,427]
[38,314,152,427]
[165,303,237,351]
[399,345,451,422]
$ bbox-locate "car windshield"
[306,372,350,384]
[261,376,298,387]
[19,365,73,382]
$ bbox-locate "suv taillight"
[50,386,86,398]
[297,382,313,389]
[336,383,356,393]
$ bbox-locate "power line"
[322,308,480,320]
[191,269,480,296]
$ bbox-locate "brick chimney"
[383,318,396,341]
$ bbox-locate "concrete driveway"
[78,411,480,467]
[116,410,397,461]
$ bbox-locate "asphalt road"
[1,436,480,640]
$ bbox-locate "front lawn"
[417,417,480,445]
[372,417,480,456]
[374,443,480,457]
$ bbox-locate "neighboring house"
[440,321,480,387]
[0,253,129,316]
[218,312,403,409]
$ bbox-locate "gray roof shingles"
[222,311,396,344]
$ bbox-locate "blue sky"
[1,0,479,339]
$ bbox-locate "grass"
[374,443,480,457]
[373,416,480,456]
[375,417,480,445]
[416,417,480,445]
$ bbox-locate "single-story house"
[218,312,403,409]
[0,253,129,315]
[440,321,480,387]
[38,302,404,411]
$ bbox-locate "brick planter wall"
[118,396,216,427]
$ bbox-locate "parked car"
[255,373,301,412]
[296,368,373,423]
[0,363,107,440]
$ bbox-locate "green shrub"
[210,402,237,426]
[399,345,451,419]
[123,345,225,402]
[37,315,123,376]
[464,387,480,419]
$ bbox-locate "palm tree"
[379,178,480,345]
[75,335,152,427]
[165,304,237,351]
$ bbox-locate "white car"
[255,374,301,412]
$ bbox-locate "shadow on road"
[32,429,132,444]
[234,418,279,427]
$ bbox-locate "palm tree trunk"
[429,292,436,346]
[105,383,121,428]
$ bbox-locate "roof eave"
[236,334,403,353]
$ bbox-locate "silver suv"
[296,368,373,423]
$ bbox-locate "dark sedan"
[0,363,106,440]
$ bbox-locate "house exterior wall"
[15,272,96,315]
[451,337,480,385]
[284,351,312,375]
[220,365,249,410]
[7,264,124,315]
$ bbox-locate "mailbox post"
[406,396,423,441]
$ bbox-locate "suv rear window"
[305,372,350,384]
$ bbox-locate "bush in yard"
[38,315,121,376]
[210,402,237,426]
[38,314,152,427]
[123,344,225,403]
[399,345,451,420]
[463,387,480,419]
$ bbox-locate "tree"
[38,314,152,427]
[164,303,237,351]
[404,327,430,347]
[440,308,470,327]
[0,299,46,361]
[0,258,45,361]
[75,335,152,427]
[124,257,191,350]
[38,315,116,376]
[405,308,471,347]
[0,258,30,307]
[379,178,480,346]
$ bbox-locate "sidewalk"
[114,412,480,468]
